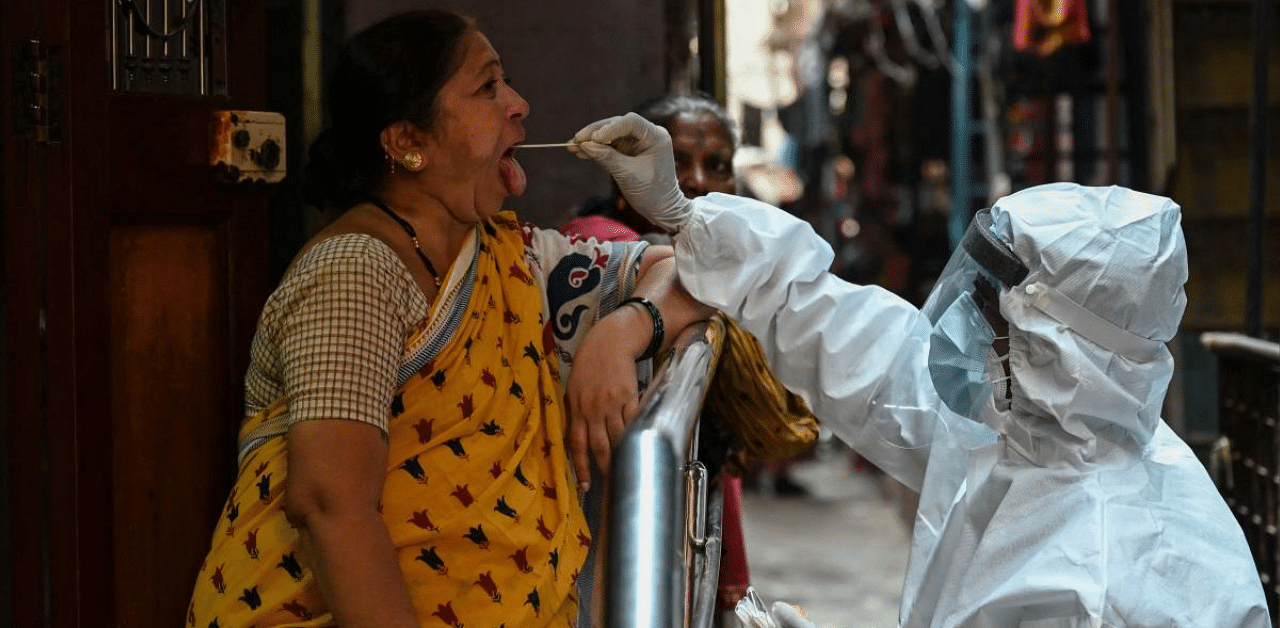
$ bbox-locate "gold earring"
[385,152,396,174]
[401,151,424,171]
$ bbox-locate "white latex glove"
[734,588,820,628]
[769,601,818,628]
[569,112,693,233]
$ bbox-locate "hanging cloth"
[1013,0,1092,57]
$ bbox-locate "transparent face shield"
[920,209,1027,324]
[920,209,1028,420]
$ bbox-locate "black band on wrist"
[621,296,665,362]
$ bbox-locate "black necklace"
[368,197,443,288]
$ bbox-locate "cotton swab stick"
[518,136,641,154]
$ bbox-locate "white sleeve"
[673,192,940,489]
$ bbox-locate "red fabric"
[717,474,752,612]
[1007,98,1051,185]
[558,215,641,242]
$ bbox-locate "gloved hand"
[734,588,820,628]
[769,601,818,628]
[569,112,693,233]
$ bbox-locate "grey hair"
[632,92,738,148]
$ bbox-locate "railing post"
[607,431,683,628]
[604,327,723,628]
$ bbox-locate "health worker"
[570,113,1271,628]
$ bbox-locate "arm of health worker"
[672,193,938,491]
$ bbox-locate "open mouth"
[498,147,527,197]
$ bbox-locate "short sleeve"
[523,224,649,373]
[265,235,421,433]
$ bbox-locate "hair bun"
[301,127,377,209]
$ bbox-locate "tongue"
[499,155,527,197]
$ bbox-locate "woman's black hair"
[302,10,476,210]
[632,91,738,148]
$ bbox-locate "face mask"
[928,292,997,420]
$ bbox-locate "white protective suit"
[669,184,1270,628]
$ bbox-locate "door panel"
[109,224,235,628]
[4,1,271,626]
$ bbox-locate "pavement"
[736,440,914,628]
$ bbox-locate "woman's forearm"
[298,508,421,628]
[563,249,714,480]
[630,252,716,358]
[286,419,420,628]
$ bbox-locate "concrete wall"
[345,1,668,227]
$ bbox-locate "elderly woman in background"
[185,10,711,628]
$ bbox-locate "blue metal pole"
[949,0,973,251]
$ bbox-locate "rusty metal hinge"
[11,38,63,145]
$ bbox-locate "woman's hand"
[565,302,650,487]
[565,250,716,488]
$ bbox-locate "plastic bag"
[733,587,817,628]
[734,588,776,628]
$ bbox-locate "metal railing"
[1203,331,1280,626]
[607,321,725,628]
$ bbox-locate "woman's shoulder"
[288,203,408,270]
[262,231,423,329]
[489,211,566,256]
[276,232,415,298]
[295,232,398,269]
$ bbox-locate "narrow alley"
[741,441,913,628]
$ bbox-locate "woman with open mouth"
[184,9,713,628]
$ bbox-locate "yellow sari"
[188,213,591,628]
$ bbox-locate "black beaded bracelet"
[620,296,665,362]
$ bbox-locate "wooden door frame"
[4,1,270,626]
[3,0,88,625]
